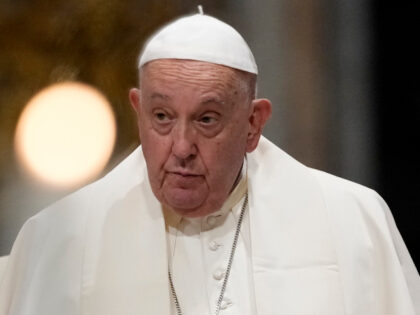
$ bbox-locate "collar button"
[206,215,217,226]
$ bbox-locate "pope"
[0,10,419,315]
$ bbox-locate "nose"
[171,122,197,161]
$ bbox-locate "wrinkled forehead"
[139,59,250,95]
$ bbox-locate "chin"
[162,199,203,217]
[168,196,226,219]
[163,191,224,218]
[163,188,204,213]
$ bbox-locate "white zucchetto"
[138,13,258,74]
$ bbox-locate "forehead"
[140,59,246,94]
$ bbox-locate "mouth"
[167,170,202,177]
[164,171,204,188]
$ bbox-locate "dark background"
[372,1,419,265]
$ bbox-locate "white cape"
[1,137,419,314]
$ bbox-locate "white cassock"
[164,161,256,314]
[0,137,419,314]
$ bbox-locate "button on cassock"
[209,240,220,251]
[213,269,225,280]
[220,297,232,310]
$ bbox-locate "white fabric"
[138,14,258,74]
[165,162,256,314]
[0,257,8,284]
[0,137,419,314]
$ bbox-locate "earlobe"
[246,98,272,152]
[129,88,141,113]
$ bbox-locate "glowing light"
[15,82,116,188]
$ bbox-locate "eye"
[198,112,219,125]
[199,116,216,124]
[154,111,170,122]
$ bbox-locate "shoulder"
[21,146,146,243]
[309,168,388,219]
[253,136,386,207]
[1,146,147,306]
[307,170,419,314]
[252,137,390,227]
[310,168,380,199]
[308,168,398,261]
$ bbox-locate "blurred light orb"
[15,82,116,188]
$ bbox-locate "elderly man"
[1,11,419,315]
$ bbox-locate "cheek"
[216,120,249,158]
[200,135,246,185]
[141,128,171,180]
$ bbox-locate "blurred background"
[0,0,418,267]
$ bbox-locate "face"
[130,59,271,217]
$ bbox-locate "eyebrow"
[149,93,225,105]
[201,97,225,105]
[150,92,171,101]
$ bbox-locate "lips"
[172,172,200,177]
[166,168,202,176]
[165,171,203,188]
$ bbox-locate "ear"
[246,98,272,152]
[129,88,141,114]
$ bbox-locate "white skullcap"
[138,13,258,74]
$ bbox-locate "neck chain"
[168,192,248,315]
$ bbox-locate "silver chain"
[168,192,248,315]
